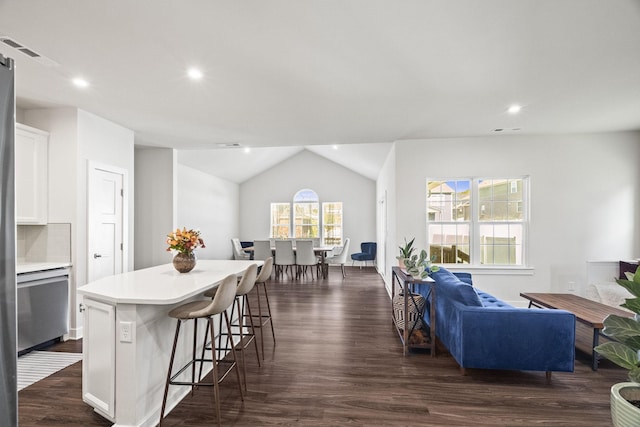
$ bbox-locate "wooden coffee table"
[520,292,633,371]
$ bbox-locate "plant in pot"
[594,266,640,427]
[397,237,416,269]
[392,248,439,337]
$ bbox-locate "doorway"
[87,163,127,282]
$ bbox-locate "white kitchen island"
[77,259,261,427]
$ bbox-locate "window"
[270,190,343,243]
[293,189,319,239]
[322,202,343,246]
[427,177,528,266]
[270,203,290,239]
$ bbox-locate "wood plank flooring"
[19,266,625,426]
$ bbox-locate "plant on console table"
[392,248,439,341]
[166,227,205,273]
[403,249,439,278]
[594,266,640,427]
[397,237,416,268]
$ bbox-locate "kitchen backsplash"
[16,223,71,263]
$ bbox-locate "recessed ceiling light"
[72,77,89,88]
[243,147,251,154]
[507,104,522,114]
[187,68,203,80]
[332,145,338,150]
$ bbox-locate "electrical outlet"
[120,321,133,343]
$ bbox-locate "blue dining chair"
[351,242,377,268]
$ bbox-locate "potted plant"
[403,249,439,278]
[392,248,439,334]
[594,266,640,427]
[397,237,416,268]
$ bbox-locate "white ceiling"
[1,1,639,182]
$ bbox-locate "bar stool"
[251,257,276,359]
[159,274,243,427]
[203,263,260,391]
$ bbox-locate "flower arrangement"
[166,227,205,254]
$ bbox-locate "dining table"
[245,244,334,279]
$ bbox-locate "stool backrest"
[236,264,258,296]
[256,257,273,283]
[209,274,239,315]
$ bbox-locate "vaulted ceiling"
[1,1,639,182]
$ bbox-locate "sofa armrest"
[456,305,576,372]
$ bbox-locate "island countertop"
[77,259,261,305]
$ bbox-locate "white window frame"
[322,202,343,246]
[270,202,291,239]
[427,177,530,268]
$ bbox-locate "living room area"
[2,1,640,426]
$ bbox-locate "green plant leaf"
[602,315,640,339]
[622,335,640,352]
[594,342,639,370]
[629,367,640,383]
[622,297,640,314]
[617,278,640,299]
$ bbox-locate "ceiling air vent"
[216,143,242,148]
[0,36,59,67]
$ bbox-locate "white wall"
[22,108,135,338]
[177,164,240,260]
[134,147,177,269]
[239,149,376,253]
[379,131,640,305]
[376,144,396,295]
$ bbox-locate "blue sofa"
[413,267,576,375]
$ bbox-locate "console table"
[391,267,436,356]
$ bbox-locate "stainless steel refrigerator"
[0,53,17,427]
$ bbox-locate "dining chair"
[274,239,296,279]
[351,241,377,268]
[325,238,351,278]
[231,238,250,260]
[253,240,273,262]
[295,239,320,278]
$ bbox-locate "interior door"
[88,166,124,282]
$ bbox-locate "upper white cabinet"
[15,123,49,225]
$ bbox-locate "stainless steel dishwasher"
[17,267,70,354]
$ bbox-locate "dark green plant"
[403,249,440,279]
[397,237,416,260]
[594,266,640,382]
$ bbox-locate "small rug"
[17,351,83,391]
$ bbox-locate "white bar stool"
[203,263,260,391]
[159,274,243,427]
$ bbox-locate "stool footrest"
[169,358,237,387]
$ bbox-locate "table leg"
[592,328,600,371]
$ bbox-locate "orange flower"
[166,228,205,254]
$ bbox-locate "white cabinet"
[15,123,49,224]
[82,298,116,421]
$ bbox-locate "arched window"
[270,189,343,245]
[293,189,319,239]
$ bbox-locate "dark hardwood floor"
[18,266,624,426]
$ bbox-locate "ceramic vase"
[173,252,196,273]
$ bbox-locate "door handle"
[94,253,102,259]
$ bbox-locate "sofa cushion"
[453,272,473,285]
[431,268,482,307]
[476,290,512,308]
